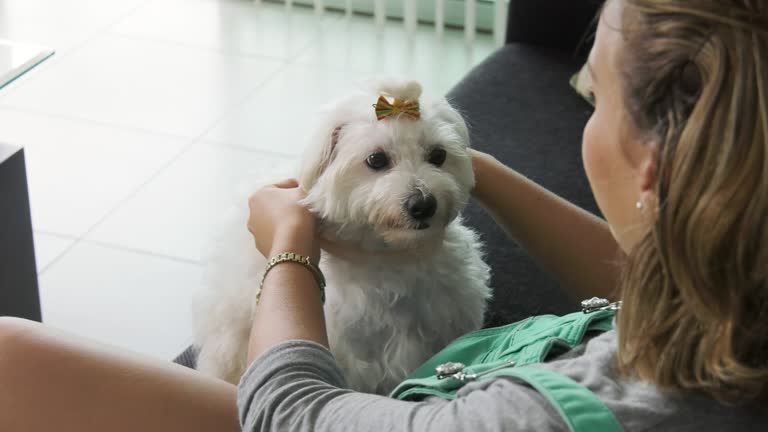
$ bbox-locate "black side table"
[0,142,41,321]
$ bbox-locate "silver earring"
[636,200,643,210]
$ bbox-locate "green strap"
[497,367,623,432]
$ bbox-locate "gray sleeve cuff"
[236,340,351,429]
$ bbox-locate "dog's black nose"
[406,194,437,220]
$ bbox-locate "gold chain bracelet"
[256,252,326,306]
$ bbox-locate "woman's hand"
[247,179,320,264]
[469,148,497,202]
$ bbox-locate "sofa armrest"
[0,143,41,321]
[506,0,602,56]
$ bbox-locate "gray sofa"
[454,0,601,327]
[173,0,602,367]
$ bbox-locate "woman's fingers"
[246,178,313,256]
[248,179,297,207]
[273,178,299,189]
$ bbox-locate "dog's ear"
[298,123,343,190]
[435,98,471,148]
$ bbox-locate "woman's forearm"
[472,151,623,301]
[247,232,329,364]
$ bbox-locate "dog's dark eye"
[366,152,390,171]
[428,148,447,167]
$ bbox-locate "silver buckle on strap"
[581,297,622,314]
[435,360,517,382]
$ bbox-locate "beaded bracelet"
[256,252,326,306]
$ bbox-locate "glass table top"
[0,39,54,90]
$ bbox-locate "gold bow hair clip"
[373,96,421,121]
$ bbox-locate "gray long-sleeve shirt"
[237,330,767,431]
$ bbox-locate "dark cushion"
[446,44,599,328]
[506,0,602,55]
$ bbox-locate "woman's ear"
[638,141,659,192]
[298,123,343,190]
[638,142,660,214]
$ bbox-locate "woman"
[0,0,765,430]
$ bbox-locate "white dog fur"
[194,79,492,395]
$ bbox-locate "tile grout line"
[38,243,201,279]
[33,229,78,240]
[201,139,301,161]
[34,229,199,266]
[104,32,294,63]
[60,0,156,55]
[33,231,78,276]
[37,227,203,276]
[38,237,83,276]
[0,105,195,141]
[80,239,202,266]
[101,1,359,72]
[169,62,297,154]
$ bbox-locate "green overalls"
[389,298,624,432]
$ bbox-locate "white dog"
[194,79,492,395]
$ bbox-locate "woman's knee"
[0,316,41,344]
[0,317,46,369]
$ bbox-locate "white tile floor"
[0,0,497,360]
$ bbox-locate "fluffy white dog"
[194,79,492,395]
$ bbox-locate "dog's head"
[298,79,474,251]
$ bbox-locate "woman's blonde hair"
[615,0,768,405]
